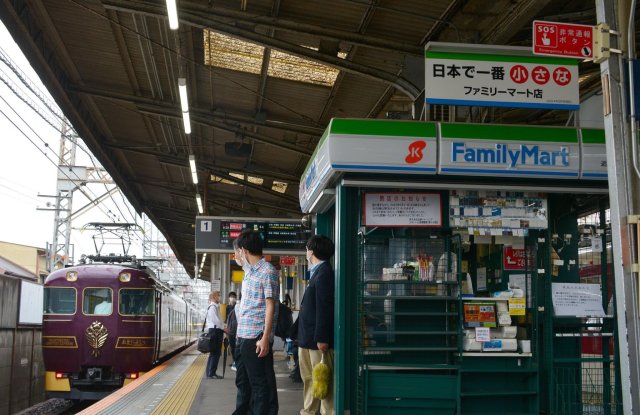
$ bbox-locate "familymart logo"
[451,142,570,167]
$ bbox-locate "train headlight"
[119,272,132,282]
[65,271,78,282]
[55,372,69,379]
[125,372,138,379]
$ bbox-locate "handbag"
[197,331,211,354]
[197,305,212,354]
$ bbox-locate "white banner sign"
[364,192,442,227]
[425,44,579,110]
[551,283,605,317]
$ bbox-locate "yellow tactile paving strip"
[77,360,171,415]
[150,354,207,415]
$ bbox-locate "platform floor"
[79,344,304,415]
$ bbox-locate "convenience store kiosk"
[300,119,618,415]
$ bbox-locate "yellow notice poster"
[508,298,526,316]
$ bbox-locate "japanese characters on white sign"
[364,192,442,227]
[551,283,605,317]
[425,43,579,110]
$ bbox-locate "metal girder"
[69,84,316,155]
[101,0,423,55]
[481,0,553,44]
[99,0,421,100]
[67,85,322,136]
[109,145,301,202]
[106,144,302,183]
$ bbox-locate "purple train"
[42,256,201,400]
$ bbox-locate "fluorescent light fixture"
[178,78,189,112]
[199,253,207,274]
[195,193,203,214]
[166,0,179,30]
[189,154,198,184]
[182,111,191,135]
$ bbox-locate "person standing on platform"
[206,291,224,379]
[225,291,238,371]
[232,230,279,415]
[298,235,335,415]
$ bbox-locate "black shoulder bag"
[197,305,212,353]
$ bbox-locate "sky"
[0,21,210,307]
[0,22,145,260]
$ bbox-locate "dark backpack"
[275,302,293,341]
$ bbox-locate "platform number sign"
[200,220,212,232]
[533,20,595,59]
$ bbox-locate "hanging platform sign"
[425,42,579,110]
[195,216,312,254]
[363,192,442,227]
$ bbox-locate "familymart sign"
[425,42,579,110]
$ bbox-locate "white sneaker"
[231,363,237,371]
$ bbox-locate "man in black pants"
[205,291,224,379]
[225,291,238,370]
[232,230,279,415]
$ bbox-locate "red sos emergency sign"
[533,20,594,59]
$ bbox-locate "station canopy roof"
[0,0,607,279]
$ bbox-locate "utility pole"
[38,122,114,271]
[596,0,640,412]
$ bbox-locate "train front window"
[119,289,155,315]
[84,288,113,315]
[43,287,76,314]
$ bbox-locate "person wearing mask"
[225,291,238,371]
[206,291,224,379]
[298,235,335,415]
[232,230,279,415]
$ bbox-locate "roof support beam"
[99,0,421,100]
[69,84,314,156]
[101,0,422,55]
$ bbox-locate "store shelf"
[365,363,459,371]
[461,390,537,397]
[461,297,512,301]
[366,311,458,317]
[370,330,457,336]
[366,295,457,300]
[365,346,458,352]
[365,279,458,284]
[462,352,532,357]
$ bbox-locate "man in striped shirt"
[232,229,279,415]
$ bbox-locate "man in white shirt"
[93,295,112,315]
[206,291,225,379]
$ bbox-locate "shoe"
[231,364,237,372]
[208,374,221,379]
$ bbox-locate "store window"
[119,289,155,315]
[43,287,76,314]
[83,288,113,315]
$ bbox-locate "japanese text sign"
[551,283,605,317]
[503,246,526,270]
[533,20,594,59]
[425,43,579,110]
[363,192,442,227]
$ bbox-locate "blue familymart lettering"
[451,142,570,167]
